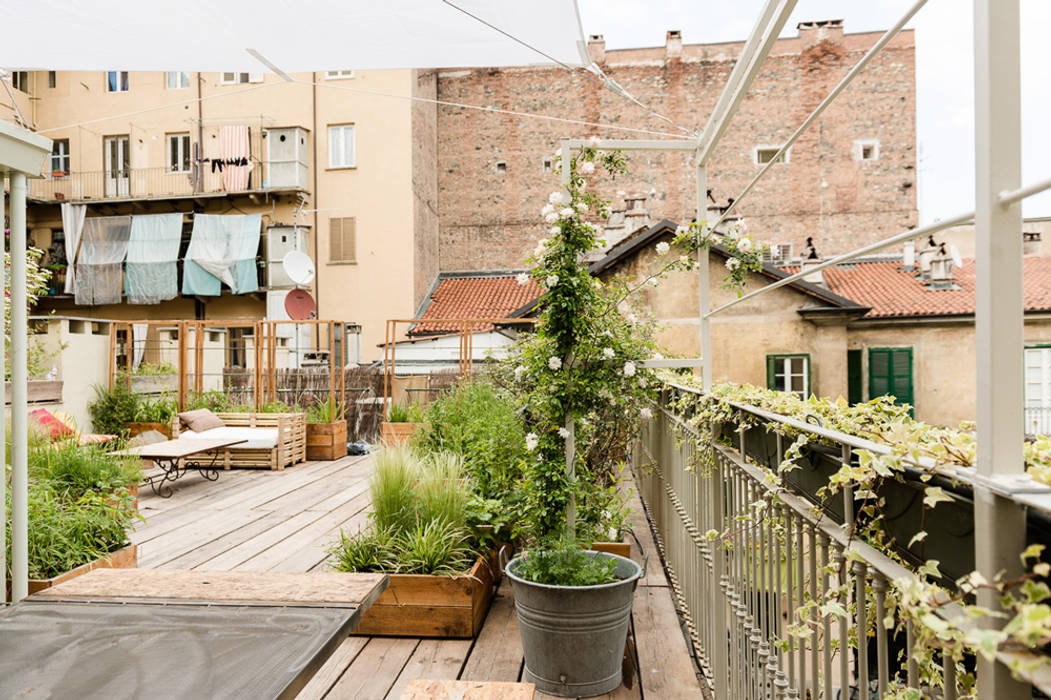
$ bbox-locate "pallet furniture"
[171,411,307,470]
[2,569,388,700]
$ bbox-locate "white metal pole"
[0,176,5,606]
[9,172,28,603]
[561,140,576,541]
[697,161,712,392]
[973,0,1028,696]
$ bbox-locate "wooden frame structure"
[170,411,307,470]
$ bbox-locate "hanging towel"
[125,213,182,304]
[220,125,252,191]
[182,214,261,295]
[60,202,87,295]
[74,216,131,305]
[132,323,147,369]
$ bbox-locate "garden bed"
[7,543,137,597]
[306,420,347,461]
[126,421,172,440]
[353,547,505,638]
[380,421,424,445]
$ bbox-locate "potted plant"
[306,396,347,461]
[380,402,426,445]
[126,394,177,439]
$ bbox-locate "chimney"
[800,236,825,286]
[927,243,956,290]
[797,19,844,46]
[902,239,916,270]
[665,30,682,60]
[587,34,606,65]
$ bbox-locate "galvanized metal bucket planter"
[505,551,643,697]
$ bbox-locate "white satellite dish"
[282,251,315,286]
[949,244,963,268]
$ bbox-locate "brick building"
[436,20,918,271]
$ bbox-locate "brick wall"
[412,69,440,308]
[436,22,917,271]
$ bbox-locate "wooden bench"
[171,411,307,470]
[400,679,535,699]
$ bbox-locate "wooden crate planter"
[171,412,307,470]
[353,548,505,638]
[6,543,137,598]
[306,420,347,461]
[126,422,173,440]
[380,421,424,446]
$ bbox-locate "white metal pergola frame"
[556,1,1051,696]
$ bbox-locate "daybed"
[171,411,306,470]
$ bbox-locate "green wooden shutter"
[766,355,775,390]
[869,347,913,411]
[847,349,862,404]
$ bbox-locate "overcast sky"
[577,0,1051,224]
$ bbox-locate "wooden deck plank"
[136,507,271,568]
[631,586,702,698]
[202,509,335,570]
[295,637,369,700]
[401,680,535,699]
[459,581,523,683]
[624,487,666,589]
[260,466,371,515]
[270,505,374,573]
[384,639,473,700]
[152,512,290,570]
[324,638,420,700]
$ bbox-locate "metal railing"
[28,163,273,202]
[634,383,1051,699]
[1025,406,1051,437]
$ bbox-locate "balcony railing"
[1026,406,1051,436]
[634,380,1051,698]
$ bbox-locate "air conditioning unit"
[263,127,308,189]
[265,226,308,288]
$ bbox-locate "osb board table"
[0,569,388,700]
[401,679,536,699]
[114,437,247,497]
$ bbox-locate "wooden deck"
[133,454,704,699]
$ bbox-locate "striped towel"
[220,125,252,191]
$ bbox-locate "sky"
[577,0,1051,224]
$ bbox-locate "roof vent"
[902,239,916,271]
[800,237,825,286]
[665,30,682,59]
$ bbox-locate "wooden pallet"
[171,412,307,470]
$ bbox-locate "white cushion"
[178,426,279,450]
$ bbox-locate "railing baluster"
[854,561,869,700]
[906,620,918,689]
[797,512,806,699]
[785,506,796,691]
[837,546,849,698]
[943,646,957,700]
[809,523,819,699]
[873,574,888,698]
[820,535,832,700]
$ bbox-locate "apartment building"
[1,68,438,362]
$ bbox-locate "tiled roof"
[410,274,542,335]
[786,258,1051,318]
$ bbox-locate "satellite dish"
[282,251,315,286]
[949,244,963,268]
[284,289,317,321]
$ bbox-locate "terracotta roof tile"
[411,275,542,335]
[785,258,1051,318]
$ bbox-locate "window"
[542,158,553,173]
[221,72,263,84]
[496,161,507,173]
[328,124,355,168]
[869,347,913,410]
[754,146,788,165]
[763,243,792,265]
[325,70,354,80]
[166,133,191,173]
[1025,347,1051,434]
[106,71,129,92]
[767,354,809,398]
[50,139,70,177]
[47,71,56,89]
[10,71,29,93]
[855,139,880,162]
[329,217,357,263]
[166,71,190,89]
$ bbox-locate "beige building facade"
[2,68,437,362]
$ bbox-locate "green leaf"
[923,486,953,509]
[908,531,928,548]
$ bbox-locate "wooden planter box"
[353,548,505,638]
[6,543,137,598]
[126,422,173,439]
[306,420,347,461]
[380,421,424,446]
[5,380,63,405]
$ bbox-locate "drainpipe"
[195,72,203,193]
[312,72,320,316]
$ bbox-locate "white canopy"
[0,0,586,72]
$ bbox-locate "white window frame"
[106,71,129,92]
[165,71,190,89]
[166,133,191,173]
[50,139,70,177]
[754,145,789,166]
[854,138,880,162]
[763,243,792,264]
[221,72,264,85]
[328,124,356,169]
[324,70,355,80]
[771,355,809,399]
[542,158,553,173]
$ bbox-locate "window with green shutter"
[847,349,863,404]
[869,347,913,412]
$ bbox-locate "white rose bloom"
[726,257,742,271]
[655,241,670,256]
[525,433,539,451]
[675,225,689,236]
[548,356,562,371]
[737,237,753,253]
[623,361,636,378]
[588,135,601,146]
[541,204,555,216]
[558,427,570,439]
[653,352,664,360]
[515,273,529,286]
[603,348,615,359]
[647,277,659,287]
[549,226,560,236]
[627,313,637,324]
[638,377,648,388]
[579,161,595,174]
[546,274,559,288]
[640,407,654,420]
[545,212,559,224]
[548,191,563,205]
[559,207,574,218]
[575,201,588,212]
[679,255,691,265]
[515,365,527,380]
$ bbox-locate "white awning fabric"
[0,1,585,72]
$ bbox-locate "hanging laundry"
[125,213,182,304]
[219,125,252,191]
[74,216,131,305]
[182,214,261,296]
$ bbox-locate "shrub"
[328,526,397,573]
[28,436,142,497]
[370,447,420,533]
[133,395,177,423]
[513,543,618,586]
[88,382,139,435]
[387,402,425,423]
[392,519,474,575]
[306,396,345,424]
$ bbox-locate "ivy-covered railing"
[633,378,1051,699]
